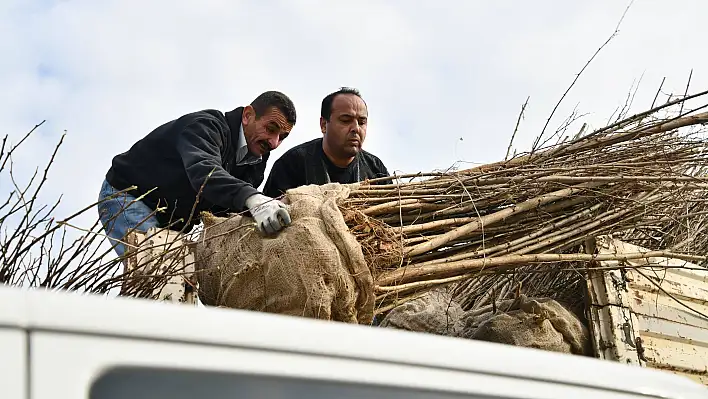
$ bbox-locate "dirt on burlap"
[194,183,375,324]
[460,294,591,355]
[378,288,465,336]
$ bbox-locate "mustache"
[259,141,273,152]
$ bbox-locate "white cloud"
[2,0,707,232]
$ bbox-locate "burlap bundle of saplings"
[379,291,590,355]
[461,294,591,355]
[378,288,465,336]
[194,183,375,324]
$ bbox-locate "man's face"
[242,105,293,156]
[320,94,368,159]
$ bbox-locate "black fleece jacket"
[105,107,266,231]
[262,137,390,198]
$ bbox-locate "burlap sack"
[378,288,465,336]
[194,183,375,324]
[461,294,590,355]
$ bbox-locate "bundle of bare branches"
[0,123,122,293]
[338,92,708,314]
[0,121,199,300]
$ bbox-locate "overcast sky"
[2,0,708,230]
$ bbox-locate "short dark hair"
[250,91,297,126]
[320,87,366,121]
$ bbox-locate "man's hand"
[245,193,292,235]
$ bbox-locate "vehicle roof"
[0,284,706,397]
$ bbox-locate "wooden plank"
[641,335,708,377]
[630,291,708,328]
[587,303,626,362]
[637,315,708,346]
[587,268,630,307]
[669,266,708,284]
[595,237,708,304]
[631,266,708,294]
[592,236,708,388]
[586,268,645,365]
[628,269,708,305]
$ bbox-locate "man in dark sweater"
[98,91,297,258]
[262,87,390,199]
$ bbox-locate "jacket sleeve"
[262,152,302,198]
[175,118,259,212]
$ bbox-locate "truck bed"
[1,284,707,398]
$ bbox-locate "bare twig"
[536,0,635,148]
[506,96,530,161]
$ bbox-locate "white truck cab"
[1,284,706,399]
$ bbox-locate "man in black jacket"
[262,87,390,199]
[98,90,297,258]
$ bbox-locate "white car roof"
[0,284,705,398]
